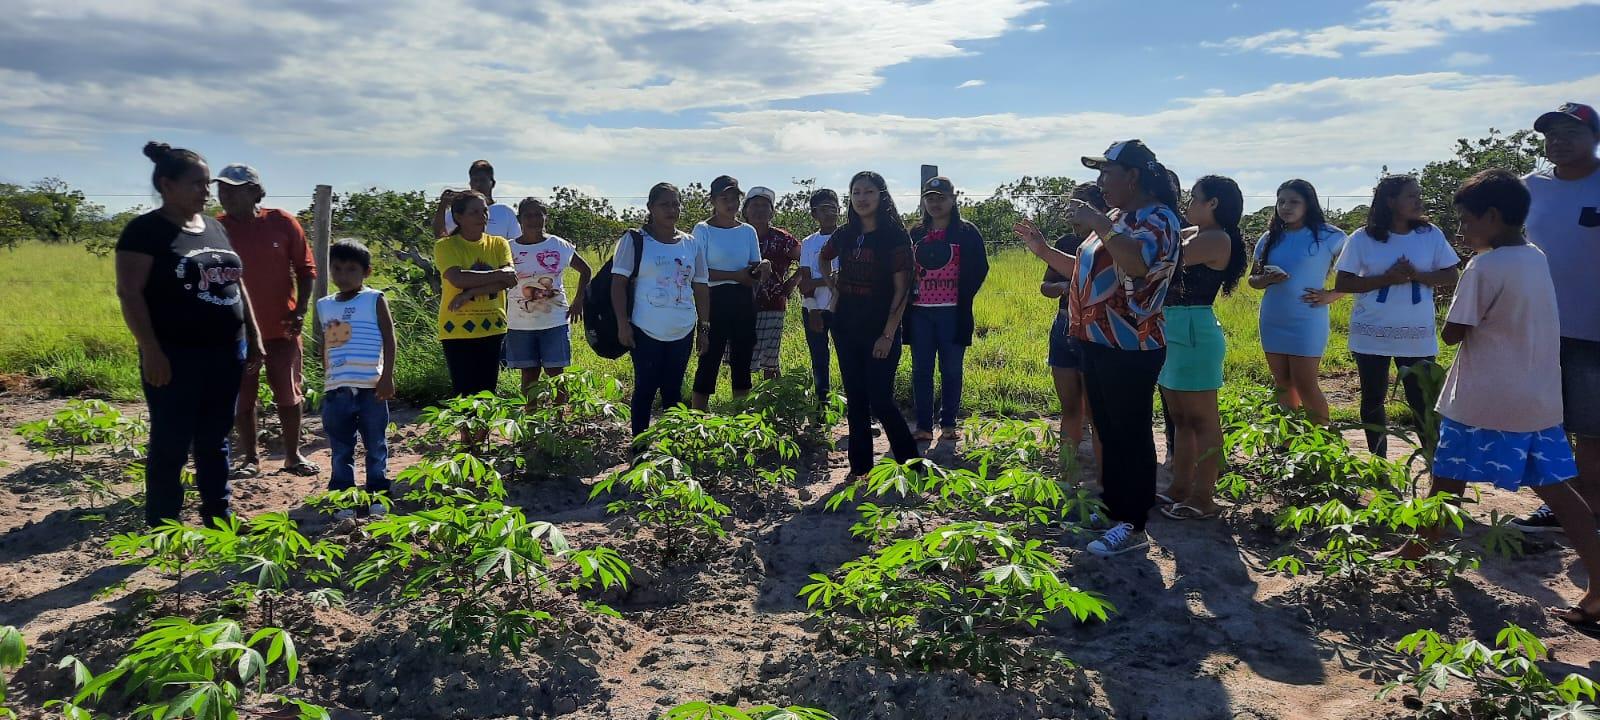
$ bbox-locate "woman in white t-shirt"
[611,183,711,439]
[506,197,593,401]
[1333,174,1460,457]
[690,175,769,410]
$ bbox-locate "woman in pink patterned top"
[904,176,990,442]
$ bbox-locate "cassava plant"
[1268,491,1480,587]
[590,453,732,562]
[1379,624,1598,719]
[415,391,530,466]
[738,373,845,449]
[350,500,630,656]
[522,370,630,475]
[57,618,327,720]
[15,399,147,465]
[0,626,22,720]
[800,521,1112,686]
[634,407,799,492]
[108,522,225,614]
[665,701,836,720]
[1217,389,1403,504]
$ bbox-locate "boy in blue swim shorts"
[1417,169,1599,629]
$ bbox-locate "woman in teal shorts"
[1158,176,1248,520]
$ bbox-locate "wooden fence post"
[310,184,332,356]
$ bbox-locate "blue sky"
[2,0,1598,216]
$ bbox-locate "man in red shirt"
[216,164,319,477]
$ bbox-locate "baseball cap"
[711,175,742,197]
[809,188,839,208]
[214,164,262,186]
[746,186,776,204]
[1082,139,1160,174]
[1535,102,1600,135]
[922,176,955,197]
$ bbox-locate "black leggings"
[693,283,756,396]
[1353,352,1430,458]
[1081,341,1165,532]
[833,324,919,475]
[442,335,504,397]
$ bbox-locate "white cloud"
[1024,23,1047,31]
[1445,51,1492,67]
[957,80,986,89]
[1209,0,1600,58]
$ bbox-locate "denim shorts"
[1047,311,1083,370]
[1561,337,1600,437]
[504,325,572,369]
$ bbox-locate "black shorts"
[441,335,504,396]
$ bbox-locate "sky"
[2,0,1599,215]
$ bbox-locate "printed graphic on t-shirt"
[645,254,696,308]
[915,236,961,306]
[510,242,572,326]
[324,319,352,349]
[175,247,244,307]
[837,247,878,297]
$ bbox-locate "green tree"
[0,202,27,251]
[1414,128,1543,243]
[5,178,103,243]
[546,186,631,251]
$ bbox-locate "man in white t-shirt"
[504,198,593,397]
[432,159,520,239]
[1512,102,1600,534]
[798,188,841,401]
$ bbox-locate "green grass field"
[1,241,1427,420]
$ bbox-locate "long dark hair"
[1194,175,1249,295]
[842,171,907,240]
[1365,174,1430,242]
[142,141,206,193]
[1261,178,1328,264]
[645,182,680,231]
[1140,161,1181,216]
[447,190,488,237]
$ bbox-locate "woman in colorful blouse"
[1018,139,1182,558]
[904,175,989,442]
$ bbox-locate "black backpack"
[583,230,645,359]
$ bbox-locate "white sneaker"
[368,502,388,518]
[1087,522,1148,557]
[333,508,357,521]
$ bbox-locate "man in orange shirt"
[216,164,319,477]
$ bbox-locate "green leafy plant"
[800,521,1112,686]
[0,625,22,720]
[960,417,1063,476]
[350,500,630,655]
[739,373,845,448]
[15,399,146,464]
[59,618,326,720]
[392,452,508,507]
[522,370,630,476]
[415,391,531,466]
[1268,491,1478,587]
[590,453,731,561]
[108,522,225,613]
[635,407,799,492]
[665,701,836,720]
[1379,624,1599,719]
[1218,389,1403,504]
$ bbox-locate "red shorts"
[239,337,305,413]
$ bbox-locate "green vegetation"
[1380,624,1599,719]
[0,625,22,720]
[665,702,835,720]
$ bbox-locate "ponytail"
[142,141,206,193]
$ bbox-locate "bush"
[1380,624,1598,719]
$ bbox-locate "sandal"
[231,462,260,479]
[283,460,321,477]
[1159,503,1220,521]
[1552,605,1600,633]
[1155,492,1177,506]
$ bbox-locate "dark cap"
[1082,139,1160,174]
[711,175,742,197]
[922,176,955,196]
[808,188,839,208]
[1535,102,1600,135]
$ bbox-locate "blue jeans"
[143,341,245,527]
[805,310,833,396]
[322,387,390,493]
[909,306,966,431]
[631,327,695,438]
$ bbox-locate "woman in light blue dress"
[1249,179,1347,424]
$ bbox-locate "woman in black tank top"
[1157,176,1248,520]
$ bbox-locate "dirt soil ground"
[2,381,1597,720]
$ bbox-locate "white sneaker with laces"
[1508,505,1562,534]
[1087,522,1148,557]
[368,503,388,518]
[333,508,357,521]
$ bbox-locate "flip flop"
[231,462,260,479]
[1155,492,1177,506]
[283,460,321,477]
[1159,503,1220,521]
[1552,605,1600,633]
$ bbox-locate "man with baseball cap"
[215,164,320,478]
[1513,102,1600,534]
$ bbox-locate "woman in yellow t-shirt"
[433,190,515,397]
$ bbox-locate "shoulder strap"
[627,230,645,284]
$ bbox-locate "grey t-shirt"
[1524,167,1600,342]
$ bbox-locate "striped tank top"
[317,288,385,390]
